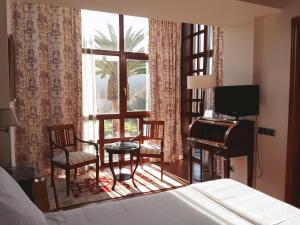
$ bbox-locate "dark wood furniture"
[32,178,50,212]
[4,166,35,201]
[188,117,254,186]
[285,16,300,207]
[131,120,165,180]
[92,115,150,168]
[48,124,99,196]
[85,14,150,169]
[104,142,140,190]
[181,23,213,157]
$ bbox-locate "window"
[191,25,213,121]
[181,23,214,156]
[82,10,150,165]
[182,24,213,123]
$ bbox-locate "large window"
[182,24,213,123]
[82,10,150,165]
[181,23,214,156]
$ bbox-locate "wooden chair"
[131,120,165,180]
[48,124,99,196]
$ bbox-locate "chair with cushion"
[131,120,165,180]
[48,124,99,196]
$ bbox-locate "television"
[214,85,259,118]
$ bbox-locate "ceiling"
[238,0,289,8]
[22,0,281,26]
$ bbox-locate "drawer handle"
[215,149,221,154]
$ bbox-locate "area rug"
[47,164,186,210]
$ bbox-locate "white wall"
[223,21,254,184]
[224,21,254,86]
[0,0,13,167]
[253,0,300,200]
[19,0,280,27]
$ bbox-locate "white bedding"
[44,179,300,225]
[196,179,300,225]
[45,184,252,225]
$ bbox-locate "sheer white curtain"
[82,10,99,155]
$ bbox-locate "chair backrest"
[141,120,164,142]
[48,124,77,153]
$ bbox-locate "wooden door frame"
[285,16,300,206]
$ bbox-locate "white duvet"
[45,179,300,225]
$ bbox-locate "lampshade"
[187,75,217,89]
[0,108,18,127]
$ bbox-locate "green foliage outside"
[96,23,146,136]
[94,23,146,101]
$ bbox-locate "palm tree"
[95,23,146,105]
[94,23,147,135]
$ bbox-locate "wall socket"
[258,127,276,136]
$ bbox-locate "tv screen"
[214,85,259,117]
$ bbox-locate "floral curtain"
[11,1,82,175]
[149,19,183,162]
[212,26,224,177]
[213,27,224,86]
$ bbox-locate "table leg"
[189,147,193,184]
[109,153,117,190]
[224,157,231,179]
[247,154,254,187]
[209,152,214,180]
[131,152,140,188]
[118,154,122,175]
[200,149,203,182]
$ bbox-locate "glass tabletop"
[104,141,140,154]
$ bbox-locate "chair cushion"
[140,142,161,155]
[52,152,96,166]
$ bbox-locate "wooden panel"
[285,16,300,207]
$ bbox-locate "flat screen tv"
[214,85,259,118]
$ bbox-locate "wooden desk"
[188,118,254,186]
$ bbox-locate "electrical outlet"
[258,127,276,136]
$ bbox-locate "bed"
[1,167,300,225]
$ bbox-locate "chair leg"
[161,153,164,181]
[74,168,77,180]
[130,154,133,174]
[66,168,70,196]
[96,158,99,186]
[51,162,54,187]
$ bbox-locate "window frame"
[83,14,150,167]
[181,23,214,157]
[188,24,213,122]
[82,15,149,117]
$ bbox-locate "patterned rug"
[47,164,186,210]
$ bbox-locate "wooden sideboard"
[188,117,254,186]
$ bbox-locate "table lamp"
[0,108,19,132]
[187,75,217,116]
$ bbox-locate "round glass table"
[104,141,140,190]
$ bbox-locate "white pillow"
[0,167,47,225]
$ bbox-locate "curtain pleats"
[11,1,82,175]
[212,26,224,177]
[213,27,224,87]
[149,19,183,162]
